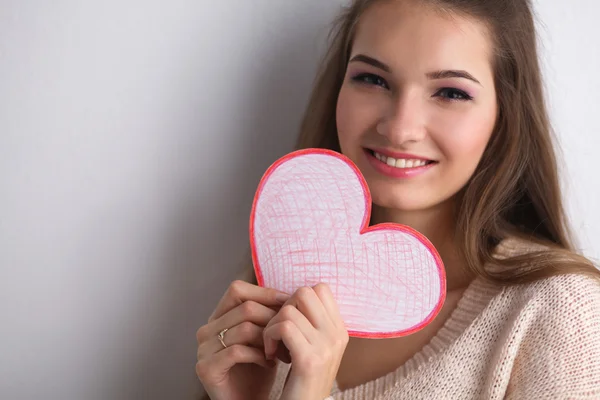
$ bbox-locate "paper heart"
[250,148,446,338]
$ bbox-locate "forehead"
[352,1,494,77]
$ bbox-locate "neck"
[370,199,473,292]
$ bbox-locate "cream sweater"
[269,240,600,399]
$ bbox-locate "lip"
[363,148,437,179]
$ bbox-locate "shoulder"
[496,233,600,318]
[516,272,600,328]
[491,236,600,315]
[486,236,600,396]
[502,273,600,397]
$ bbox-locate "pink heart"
[250,149,446,338]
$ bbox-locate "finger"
[263,320,309,361]
[209,280,290,322]
[197,301,277,346]
[198,321,265,359]
[196,344,275,382]
[286,286,332,330]
[219,300,277,331]
[312,283,344,326]
[263,305,316,359]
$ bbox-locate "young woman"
[196,0,600,398]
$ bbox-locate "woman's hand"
[263,283,349,400]
[196,280,290,400]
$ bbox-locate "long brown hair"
[242,0,599,285]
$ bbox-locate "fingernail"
[264,346,274,360]
[264,338,273,359]
[275,292,290,303]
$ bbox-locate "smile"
[372,151,434,169]
[364,148,438,178]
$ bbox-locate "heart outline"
[250,148,446,338]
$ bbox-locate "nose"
[376,93,426,145]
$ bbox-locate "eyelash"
[350,72,474,102]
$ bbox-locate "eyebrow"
[349,54,482,86]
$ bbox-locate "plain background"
[1,1,598,399]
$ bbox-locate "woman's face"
[336,1,498,212]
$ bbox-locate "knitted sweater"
[268,240,600,399]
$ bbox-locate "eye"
[434,87,473,101]
[351,73,390,90]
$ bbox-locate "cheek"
[435,110,495,163]
[336,86,382,149]
[336,87,361,145]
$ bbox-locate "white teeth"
[373,151,431,169]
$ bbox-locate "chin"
[370,189,433,213]
[371,198,433,214]
[368,181,456,215]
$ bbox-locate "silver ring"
[217,328,229,349]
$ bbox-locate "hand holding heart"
[263,283,348,400]
[196,281,286,400]
[195,280,345,400]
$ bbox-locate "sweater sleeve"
[506,274,600,399]
[269,361,290,400]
